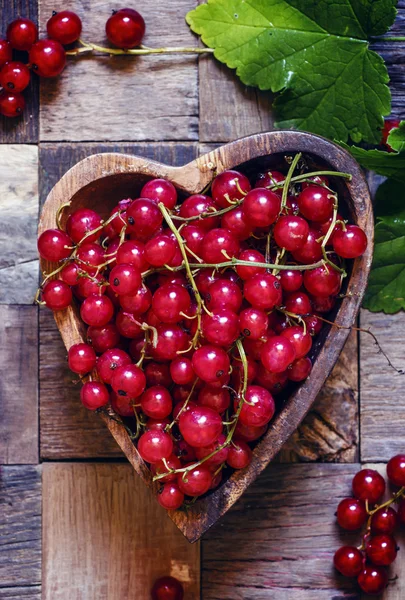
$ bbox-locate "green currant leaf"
[387,120,405,153]
[186,0,397,143]
[363,179,405,313]
[339,141,405,182]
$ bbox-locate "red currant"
[226,439,252,469]
[96,348,131,384]
[141,385,173,419]
[80,294,114,327]
[106,8,145,49]
[177,464,212,496]
[238,385,275,427]
[298,186,334,222]
[261,336,296,373]
[333,546,364,577]
[138,430,173,463]
[0,40,12,67]
[87,324,120,353]
[371,507,398,535]
[191,345,230,384]
[141,178,177,210]
[0,62,30,93]
[352,469,386,504]
[47,10,82,45]
[211,170,251,208]
[273,215,309,251]
[387,454,405,487]
[357,565,388,595]
[332,224,367,259]
[242,188,281,227]
[200,228,239,264]
[303,265,341,298]
[68,343,96,375]
[7,18,37,51]
[42,280,72,310]
[244,273,282,310]
[80,381,109,410]
[336,497,367,530]
[38,229,73,262]
[365,534,397,566]
[29,39,66,78]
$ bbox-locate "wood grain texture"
[360,309,405,462]
[201,463,360,600]
[38,131,373,541]
[199,55,274,142]
[0,587,41,599]
[0,0,39,143]
[0,306,38,464]
[39,142,198,459]
[0,466,41,589]
[42,463,200,600]
[0,145,39,304]
[279,332,359,463]
[38,0,199,141]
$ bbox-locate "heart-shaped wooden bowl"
[38,131,373,542]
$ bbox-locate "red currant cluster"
[151,576,183,600]
[335,455,405,595]
[37,153,368,510]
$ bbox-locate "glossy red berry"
[365,534,397,566]
[279,269,303,292]
[80,381,109,411]
[195,434,229,467]
[298,186,334,222]
[38,229,72,262]
[304,265,341,298]
[116,240,147,271]
[179,406,222,448]
[68,343,96,375]
[370,507,398,535]
[239,307,268,340]
[141,178,177,210]
[0,40,12,67]
[238,385,275,427]
[0,91,25,117]
[242,188,281,227]
[109,263,141,296]
[357,565,388,595]
[387,454,405,487]
[80,294,114,327]
[126,198,162,237]
[236,249,265,281]
[152,284,191,324]
[96,348,131,384]
[333,546,364,577]
[106,8,145,49]
[332,224,367,259]
[273,215,309,251]
[352,469,386,504]
[261,336,296,374]
[151,576,184,600]
[87,323,120,353]
[200,228,239,264]
[281,326,312,359]
[152,324,189,361]
[192,345,230,384]
[42,280,72,310]
[177,464,212,496]
[7,18,37,51]
[0,62,30,92]
[211,170,251,208]
[254,170,284,192]
[66,208,102,244]
[197,385,230,413]
[141,386,173,419]
[244,273,281,310]
[179,195,219,232]
[221,206,252,240]
[110,364,146,398]
[47,10,82,45]
[287,357,312,381]
[292,228,323,263]
[169,357,194,385]
[226,440,252,469]
[206,278,242,312]
[202,308,239,347]
[145,235,177,267]
[29,39,66,78]
[138,430,173,464]
[336,497,368,530]
[157,484,184,511]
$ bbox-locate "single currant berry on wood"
[0,62,31,92]
[333,546,364,578]
[336,497,367,530]
[47,10,83,45]
[370,507,399,535]
[352,468,386,505]
[365,534,398,566]
[80,381,110,411]
[29,39,66,78]
[68,343,96,375]
[151,576,184,600]
[211,170,251,208]
[106,8,146,49]
[0,39,12,67]
[357,565,388,595]
[387,454,405,487]
[0,90,25,117]
[42,280,72,311]
[332,224,368,259]
[7,18,38,51]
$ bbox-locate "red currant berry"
[152,324,189,361]
[371,507,399,535]
[310,295,335,314]
[80,381,109,411]
[192,345,230,384]
[197,385,230,414]
[333,546,363,577]
[76,243,105,275]
[38,229,72,262]
[152,284,191,324]
[336,497,367,530]
[116,240,147,271]
[47,10,82,45]
[109,263,141,296]
[202,308,239,347]
[151,455,182,483]
[177,464,212,496]
[96,348,131,384]
[144,362,172,388]
[261,336,296,373]
[227,439,252,469]
[140,385,173,419]
[68,343,96,375]
[242,188,281,227]
[145,235,176,267]
[206,278,242,312]
[111,364,146,398]
[106,8,145,49]
[287,357,312,382]
[221,206,252,241]
[255,368,288,394]
[170,357,195,385]
[0,62,30,92]
[382,118,401,151]
[244,273,282,310]
[157,484,184,511]
[298,186,334,222]
[80,294,114,327]
[66,208,102,244]
[279,269,303,292]
[365,534,397,566]
[254,170,284,193]
[195,434,229,467]
[303,314,323,336]
[126,198,162,237]
[358,565,388,595]
[115,311,142,338]
[200,228,239,264]
[332,224,367,259]
[141,178,177,210]
[273,215,309,251]
[42,280,72,310]
[179,195,219,232]
[234,422,266,442]
[0,40,12,67]
[239,307,268,340]
[179,406,222,448]
[29,39,66,78]
[120,285,151,315]
[352,469,386,504]
[291,228,323,263]
[238,385,275,427]
[303,265,341,298]
[0,90,25,117]
[302,175,329,190]
[7,18,37,51]
[211,170,251,208]
[138,430,173,464]
[387,454,405,487]
[236,249,265,281]
[60,263,81,286]
[281,326,312,359]
[110,391,135,417]
[87,323,120,353]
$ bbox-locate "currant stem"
[67,39,214,57]
[281,152,302,210]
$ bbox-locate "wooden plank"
[199,55,274,142]
[202,463,360,600]
[39,142,198,459]
[0,0,39,143]
[0,466,41,590]
[38,0,199,141]
[0,306,38,464]
[279,332,359,463]
[360,309,405,462]
[0,145,39,304]
[42,463,200,600]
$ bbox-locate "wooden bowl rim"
[38,130,373,542]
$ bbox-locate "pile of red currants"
[0,8,145,118]
[37,153,368,510]
[335,455,405,595]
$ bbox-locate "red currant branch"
[281,152,302,211]
[66,38,214,57]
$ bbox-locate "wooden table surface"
[1,2,405,599]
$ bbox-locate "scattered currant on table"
[334,457,405,595]
[37,152,368,511]
[151,575,184,600]
[0,7,213,119]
